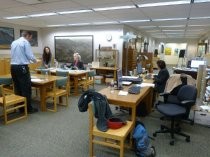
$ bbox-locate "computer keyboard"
[121,76,142,84]
[128,85,141,94]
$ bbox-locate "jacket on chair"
[78,89,112,132]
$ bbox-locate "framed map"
[0,27,14,49]
[54,35,93,63]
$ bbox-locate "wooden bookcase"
[122,48,137,75]
[95,49,118,68]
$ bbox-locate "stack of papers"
[118,90,128,96]
[122,81,132,86]
[31,78,44,82]
[138,83,155,88]
[200,105,210,112]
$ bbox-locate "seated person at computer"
[70,52,84,70]
[153,60,170,93]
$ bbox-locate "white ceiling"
[0,0,210,40]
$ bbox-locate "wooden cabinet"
[95,49,118,68]
[0,58,42,76]
[0,58,11,75]
[122,48,137,75]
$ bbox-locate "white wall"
[155,38,199,65]
[0,22,43,58]
[40,25,124,67]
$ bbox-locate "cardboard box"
[94,76,104,84]
[92,62,103,68]
[194,111,210,126]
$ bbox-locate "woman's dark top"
[71,61,84,70]
[154,68,170,93]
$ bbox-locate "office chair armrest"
[159,92,170,97]
[180,100,195,105]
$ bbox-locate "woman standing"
[42,46,52,68]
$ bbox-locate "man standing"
[10,31,38,114]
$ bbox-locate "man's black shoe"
[28,108,38,114]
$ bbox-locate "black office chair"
[153,85,197,145]
[160,74,187,104]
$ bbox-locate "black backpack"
[133,121,156,157]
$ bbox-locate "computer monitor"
[190,60,206,68]
[116,69,123,90]
[137,63,143,74]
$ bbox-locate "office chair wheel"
[170,140,174,145]
[186,137,190,142]
[153,133,157,137]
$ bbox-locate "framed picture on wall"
[20,30,38,46]
[54,35,93,63]
[0,27,14,49]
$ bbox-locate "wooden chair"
[39,69,50,75]
[0,85,27,124]
[45,77,69,112]
[56,70,70,95]
[86,70,95,90]
[0,77,14,94]
[79,71,95,91]
[88,103,133,157]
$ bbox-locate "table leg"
[74,76,79,96]
[39,86,47,111]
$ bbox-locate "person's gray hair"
[78,54,81,61]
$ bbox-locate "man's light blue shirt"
[11,37,37,65]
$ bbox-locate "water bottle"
[45,71,48,80]
[110,80,114,93]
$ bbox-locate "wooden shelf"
[95,49,118,68]
[122,48,137,75]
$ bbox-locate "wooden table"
[99,85,153,123]
[31,74,63,111]
[49,69,89,95]
[91,67,119,81]
[173,67,197,79]
[99,85,153,146]
[36,68,90,96]
[0,74,62,112]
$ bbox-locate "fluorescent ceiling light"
[186,29,204,31]
[146,30,160,32]
[28,13,57,17]
[139,26,156,28]
[194,0,210,3]
[153,18,186,21]
[165,33,184,34]
[68,23,90,26]
[93,5,136,11]
[93,21,118,25]
[47,24,67,27]
[4,16,28,19]
[190,16,210,20]
[121,19,150,23]
[58,10,92,14]
[138,1,190,8]
[162,30,185,32]
[188,24,209,27]
[159,25,185,28]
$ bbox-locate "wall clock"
[106,34,112,41]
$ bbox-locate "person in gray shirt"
[10,31,38,114]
